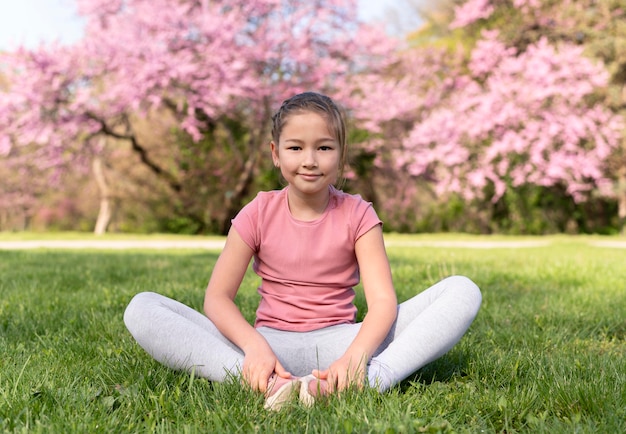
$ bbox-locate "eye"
[319,145,334,151]
[287,146,302,151]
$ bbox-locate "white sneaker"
[264,375,300,411]
[298,374,330,407]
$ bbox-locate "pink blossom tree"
[348,0,623,232]
[0,0,396,233]
[446,0,626,231]
[345,46,462,230]
[405,31,621,203]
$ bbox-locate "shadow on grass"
[398,348,473,392]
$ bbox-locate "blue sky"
[0,0,410,51]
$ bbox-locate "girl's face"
[271,111,340,198]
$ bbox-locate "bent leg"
[123,291,243,381]
[368,275,482,391]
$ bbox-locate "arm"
[204,227,290,392]
[314,224,398,391]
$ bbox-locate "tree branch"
[87,112,182,192]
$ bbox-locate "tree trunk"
[219,145,259,235]
[93,157,113,235]
[618,166,626,235]
[218,114,270,235]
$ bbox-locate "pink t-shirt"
[231,186,382,332]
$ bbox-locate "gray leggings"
[124,275,481,392]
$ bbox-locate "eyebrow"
[283,137,336,144]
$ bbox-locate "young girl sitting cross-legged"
[124,91,482,410]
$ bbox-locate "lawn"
[1,235,624,433]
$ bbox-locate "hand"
[241,339,291,393]
[312,351,367,393]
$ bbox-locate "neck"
[286,186,331,221]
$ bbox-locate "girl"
[124,92,482,410]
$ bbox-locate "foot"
[299,374,330,407]
[264,375,300,411]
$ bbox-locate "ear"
[270,141,280,167]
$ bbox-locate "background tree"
[346,0,623,233]
[0,0,396,234]
[2,0,624,234]
[443,0,626,232]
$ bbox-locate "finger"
[355,370,365,389]
[259,371,272,393]
[339,368,357,391]
[242,367,253,388]
[327,370,337,393]
[256,378,267,393]
[274,360,292,379]
[336,373,347,392]
[312,369,328,379]
[247,369,262,393]
[247,370,257,391]
[343,369,362,390]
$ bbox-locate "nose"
[302,149,317,168]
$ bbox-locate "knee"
[123,291,159,332]
[445,275,482,308]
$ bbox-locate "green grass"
[0,231,225,242]
[1,236,625,433]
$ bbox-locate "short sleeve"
[231,197,260,252]
[353,198,383,242]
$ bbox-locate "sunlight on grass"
[0,236,624,432]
